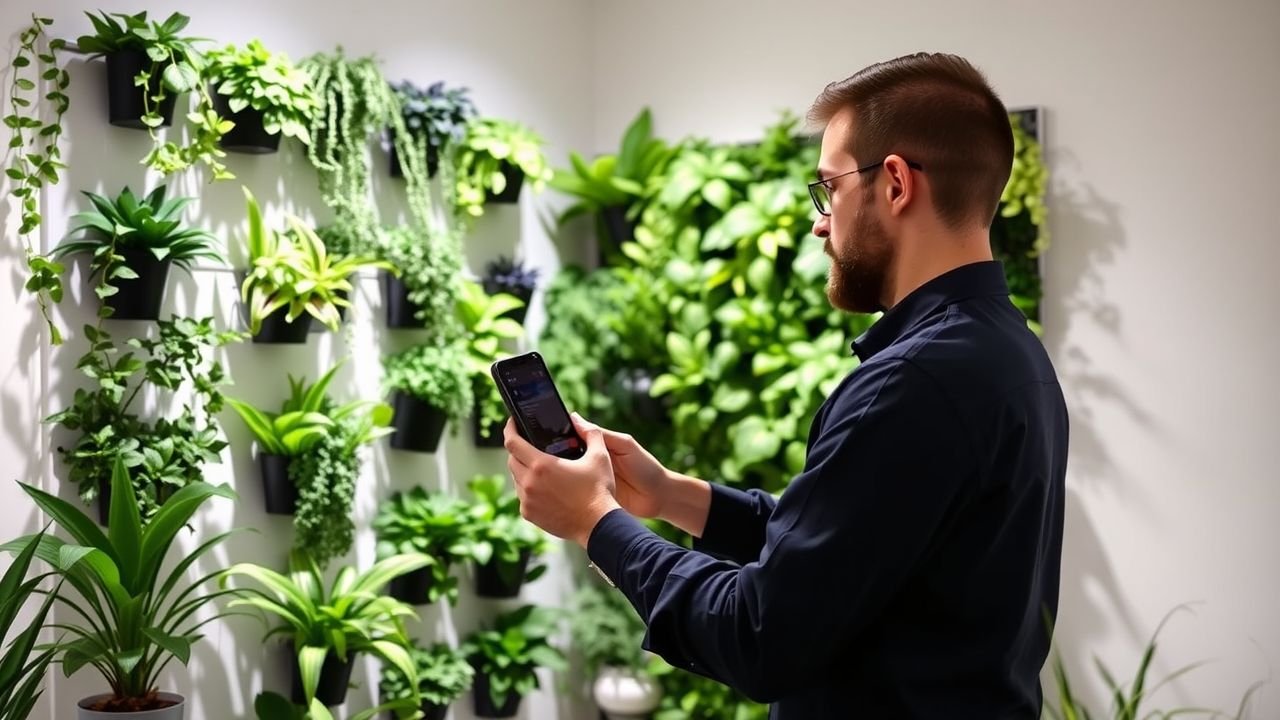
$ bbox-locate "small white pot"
[593,666,662,719]
[77,693,185,720]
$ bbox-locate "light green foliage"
[455,117,551,218]
[205,39,317,143]
[379,640,475,712]
[379,224,465,345]
[383,341,473,428]
[460,605,567,709]
[456,279,525,436]
[373,487,489,605]
[466,474,549,581]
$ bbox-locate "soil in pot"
[78,691,184,718]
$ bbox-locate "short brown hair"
[809,53,1014,229]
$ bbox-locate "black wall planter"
[472,403,506,449]
[471,670,521,718]
[253,309,312,344]
[103,248,171,321]
[289,649,355,707]
[259,453,296,515]
[485,162,525,204]
[105,50,177,129]
[480,280,533,326]
[389,392,448,453]
[388,130,440,179]
[387,566,439,605]
[598,205,637,266]
[474,549,532,598]
[418,703,447,720]
[383,271,427,329]
[212,92,280,154]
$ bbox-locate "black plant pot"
[472,669,521,718]
[388,566,439,605]
[473,401,507,449]
[485,161,525,204]
[419,703,448,720]
[389,391,448,453]
[480,279,533,326]
[388,130,440,179]
[335,287,350,323]
[259,453,296,515]
[105,50,178,129]
[252,308,312,344]
[598,205,637,266]
[383,271,427,329]
[212,91,281,154]
[289,649,356,707]
[474,549,532,599]
[96,478,112,526]
[101,247,171,321]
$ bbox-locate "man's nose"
[812,214,830,238]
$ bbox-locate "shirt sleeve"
[689,483,778,565]
[585,359,973,704]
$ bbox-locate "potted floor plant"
[481,256,539,326]
[226,361,391,564]
[240,187,389,342]
[379,641,475,720]
[570,585,661,720]
[457,279,525,447]
[0,529,60,720]
[548,107,671,264]
[222,549,429,708]
[466,474,549,598]
[383,341,472,453]
[205,39,317,154]
[1,458,240,719]
[373,487,487,606]
[74,11,231,180]
[461,605,567,718]
[388,80,476,179]
[52,185,223,320]
[455,117,551,217]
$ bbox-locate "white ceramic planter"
[593,666,661,719]
[77,693,185,720]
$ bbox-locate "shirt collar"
[850,260,1010,360]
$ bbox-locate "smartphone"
[490,351,587,460]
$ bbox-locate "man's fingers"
[503,418,541,466]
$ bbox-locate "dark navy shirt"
[587,260,1069,719]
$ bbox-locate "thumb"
[572,413,606,455]
[571,412,600,434]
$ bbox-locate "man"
[504,52,1068,719]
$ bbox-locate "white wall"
[0,1,598,719]
[590,0,1280,716]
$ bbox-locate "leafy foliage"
[1,458,240,708]
[569,583,648,677]
[383,341,473,428]
[455,117,551,218]
[373,487,487,605]
[222,549,431,709]
[460,605,567,709]
[206,39,317,144]
[379,640,475,712]
[253,691,415,720]
[0,528,60,720]
[466,473,550,583]
[483,255,540,296]
[239,186,390,334]
[457,279,526,437]
[378,224,465,345]
[77,10,232,179]
[46,317,243,518]
[392,79,476,156]
[4,14,69,343]
[53,185,223,309]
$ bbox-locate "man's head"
[809,52,1014,313]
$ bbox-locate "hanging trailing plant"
[75,11,233,180]
[300,49,433,254]
[4,14,70,343]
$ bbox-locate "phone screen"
[492,353,585,459]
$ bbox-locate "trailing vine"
[4,14,69,343]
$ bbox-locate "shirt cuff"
[586,508,651,587]
[691,483,767,561]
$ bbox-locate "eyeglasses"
[807,159,924,216]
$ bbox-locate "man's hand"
[571,413,669,519]
[504,418,622,548]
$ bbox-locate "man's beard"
[825,205,893,314]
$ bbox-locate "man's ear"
[882,154,916,218]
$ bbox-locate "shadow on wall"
[1039,164,1164,701]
